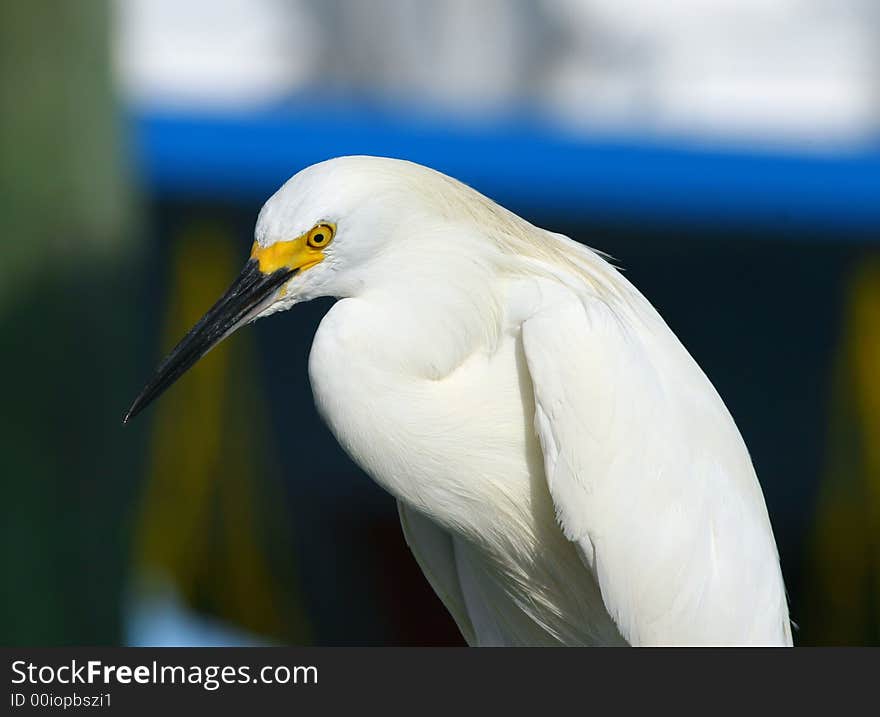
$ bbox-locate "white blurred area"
[114,0,880,145]
[126,582,270,647]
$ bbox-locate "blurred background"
[2,0,879,646]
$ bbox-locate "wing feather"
[521,289,791,646]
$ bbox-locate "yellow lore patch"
[250,223,335,275]
[250,235,324,274]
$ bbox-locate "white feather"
[255,156,791,646]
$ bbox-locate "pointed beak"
[123,259,294,424]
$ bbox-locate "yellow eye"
[306,223,335,249]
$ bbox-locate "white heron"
[125,156,792,646]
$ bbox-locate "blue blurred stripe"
[131,107,880,235]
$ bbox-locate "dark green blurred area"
[0,1,142,644]
[1,3,878,647]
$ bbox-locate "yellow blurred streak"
[853,261,880,635]
[133,221,310,643]
[803,258,880,644]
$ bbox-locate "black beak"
[123,259,294,424]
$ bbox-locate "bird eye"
[307,223,335,248]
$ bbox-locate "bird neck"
[335,239,504,380]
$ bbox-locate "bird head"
[123,156,445,423]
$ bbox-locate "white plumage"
[129,155,792,646]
